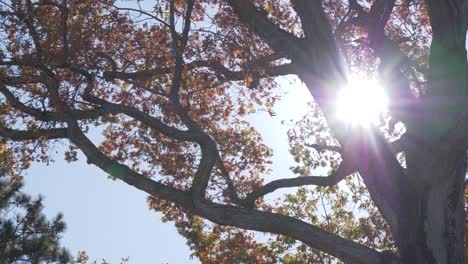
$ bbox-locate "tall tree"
[0,144,71,263]
[0,0,466,263]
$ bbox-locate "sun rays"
[336,78,389,127]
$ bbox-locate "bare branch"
[111,5,171,28]
[181,0,194,48]
[0,125,67,141]
[242,159,355,208]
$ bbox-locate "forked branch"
[1,121,392,263]
[241,158,355,208]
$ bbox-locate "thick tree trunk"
[401,149,466,264]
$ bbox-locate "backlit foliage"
[0,0,464,263]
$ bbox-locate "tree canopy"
[0,0,467,263]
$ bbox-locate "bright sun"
[336,78,389,127]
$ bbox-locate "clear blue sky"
[23,77,312,263]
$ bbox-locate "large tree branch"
[181,0,194,48]
[102,68,171,81]
[226,0,300,56]
[0,125,67,141]
[0,84,135,124]
[369,1,415,126]
[0,67,398,264]
[0,121,398,263]
[168,0,190,99]
[54,119,394,263]
[166,3,219,200]
[194,200,396,264]
[67,86,391,263]
[347,0,415,127]
[291,0,339,61]
[65,120,192,205]
[102,59,296,85]
[50,64,204,145]
[189,60,296,81]
[2,72,204,145]
[191,138,217,200]
[388,138,405,155]
[93,99,206,143]
[333,1,423,245]
[22,0,43,59]
[67,49,218,200]
[426,0,466,55]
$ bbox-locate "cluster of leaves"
[74,251,129,264]
[0,0,279,197]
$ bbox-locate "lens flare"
[336,78,388,127]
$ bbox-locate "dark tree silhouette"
[0,168,70,263]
